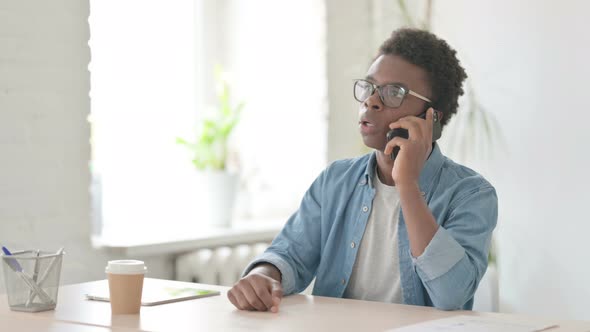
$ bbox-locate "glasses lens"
[354,80,373,103]
[381,85,405,108]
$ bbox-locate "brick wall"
[0,0,180,294]
[0,0,108,292]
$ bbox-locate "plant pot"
[195,170,238,227]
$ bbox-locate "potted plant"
[177,67,244,227]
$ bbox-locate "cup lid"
[105,260,147,275]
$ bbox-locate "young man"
[227,28,498,312]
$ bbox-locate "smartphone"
[386,110,442,160]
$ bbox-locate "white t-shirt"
[343,170,403,303]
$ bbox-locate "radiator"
[175,243,270,286]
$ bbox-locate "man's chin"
[361,136,386,152]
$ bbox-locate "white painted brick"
[0,0,174,295]
[0,0,102,293]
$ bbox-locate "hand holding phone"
[386,109,442,160]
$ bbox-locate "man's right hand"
[227,263,283,313]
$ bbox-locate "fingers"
[271,282,283,300]
[234,278,268,311]
[425,107,434,131]
[249,275,274,310]
[384,136,407,156]
[227,288,255,311]
[227,274,283,313]
[270,282,283,313]
[227,289,238,307]
[239,280,269,311]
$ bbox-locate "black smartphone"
[386,110,442,160]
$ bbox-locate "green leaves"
[177,66,244,171]
[397,0,433,31]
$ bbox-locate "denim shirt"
[243,144,498,310]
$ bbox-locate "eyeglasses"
[353,79,432,108]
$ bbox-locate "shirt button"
[362,206,368,212]
[341,279,346,285]
[359,179,366,185]
[350,241,356,248]
[421,191,426,196]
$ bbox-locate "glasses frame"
[353,79,432,108]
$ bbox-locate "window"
[89,0,327,240]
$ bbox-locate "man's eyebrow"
[364,75,405,87]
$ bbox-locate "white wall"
[0,0,99,291]
[325,0,373,162]
[325,0,413,162]
[0,0,173,292]
[430,0,590,320]
[3,0,589,320]
[325,0,590,321]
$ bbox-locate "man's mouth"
[359,119,378,135]
[359,120,375,127]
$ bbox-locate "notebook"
[85,285,220,306]
[386,315,558,332]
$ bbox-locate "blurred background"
[1,0,589,321]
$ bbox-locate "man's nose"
[363,90,383,111]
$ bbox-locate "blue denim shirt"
[244,144,498,310]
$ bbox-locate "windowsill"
[91,219,285,257]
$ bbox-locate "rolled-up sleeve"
[411,226,465,281]
[411,185,498,310]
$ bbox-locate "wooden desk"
[0,313,136,331]
[1,278,589,331]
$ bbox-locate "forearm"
[249,263,282,283]
[421,251,478,310]
[397,182,439,257]
[397,175,497,310]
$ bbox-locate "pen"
[1,246,53,305]
[26,247,64,305]
[33,249,40,282]
[35,247,64,287]
[26,250,41,306]
[25,250,42,307]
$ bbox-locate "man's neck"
[375,152,396,186]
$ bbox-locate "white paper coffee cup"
[105,260,147,314]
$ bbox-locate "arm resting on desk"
[242,169,325,295]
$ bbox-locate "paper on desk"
[387,315,558,332]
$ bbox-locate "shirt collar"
[363,143,445,193]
